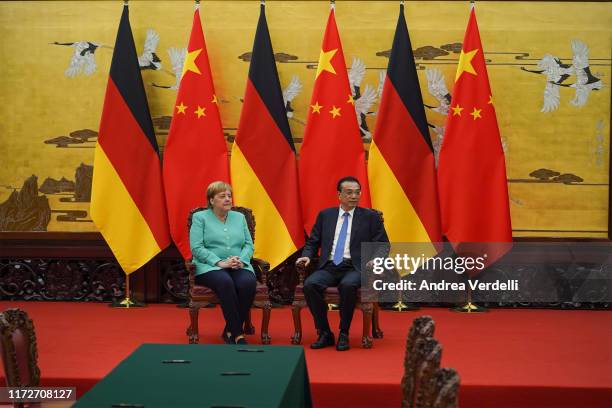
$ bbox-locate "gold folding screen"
[0,1,610,237]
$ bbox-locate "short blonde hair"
[206,181,233,208]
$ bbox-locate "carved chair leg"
[244,308,256,335]
[261,302,272,345]
[187,305,200,344]
[291,303,303,345]
[372,303,384,339]
[361,303,373,348]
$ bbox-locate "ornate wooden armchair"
[413,337,443,408]
[291,210,386,348]
[0,308,41,405]
[185,206,272,344]
[402,316,459,408]
[292,263,383,348]
[402,316,436,408]
[427,368,460,408]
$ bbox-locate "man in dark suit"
[296,176,389,351]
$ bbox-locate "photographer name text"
[372,279,519,292]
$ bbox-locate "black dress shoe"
[336,333,350,351]
[310,331,335,349]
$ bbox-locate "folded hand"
[217,259,233,269]
[228,256,244,269]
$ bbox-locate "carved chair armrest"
[295,263,307,286]
[361,261,378,301]
[296,257,319,286]
[251,257,270,285]
[185,260,195,291]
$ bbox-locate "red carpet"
[1,301,611,407]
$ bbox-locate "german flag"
[368,3,441,247]
[91,4,170,274]
[231,3,304,269]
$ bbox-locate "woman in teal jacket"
[189,181,256,344]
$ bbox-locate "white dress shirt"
[329,207,355,261]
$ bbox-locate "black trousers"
[303,259,361,334]
[195,268,256,337]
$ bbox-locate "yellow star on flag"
[329,106,341,118]
[470,107,482,120]
[176,102,187,114]
[347,94,355,105]
[455,48,479,82]
[194,105,206,118]
[182,49,202,78]
[488,95,493,105]
[452,104,463,116]
[311,102,323,114]
[211,95,218,104]
[316,48,338,79]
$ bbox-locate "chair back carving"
[402,316,459,408]
[402,316,435,407]
[429,368,460,408]
[0,308,40,388]
[414,337,442,408]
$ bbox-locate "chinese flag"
[299,7,370,233]
[163,7,230,260]
[437,6,512,266]
[91,4,170,274]
[231,3,304,269]
[368,3,441,246]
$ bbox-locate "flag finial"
[195,0,200,10]
[123,0,128,6]
[330,0,335,11]
[261,0,265,6]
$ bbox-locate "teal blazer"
[189,209,255,275]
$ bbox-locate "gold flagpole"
[110,271,145,308]
[451,285,488,313]
[391,291,419,312]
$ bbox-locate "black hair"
[336,176,361,192]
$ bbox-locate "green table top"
[74,344,311,408]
